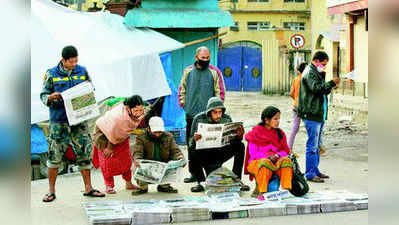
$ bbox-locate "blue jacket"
[40,61,91,123]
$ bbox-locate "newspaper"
[134,159,186,184]
[61,81,99,125]
[196,122,243,149]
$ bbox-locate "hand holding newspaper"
[61,81,100,125]
[195,122,243,150]
[134,159,187,184]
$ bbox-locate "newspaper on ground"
[133,159,186,184]
[123,200,171,225]
[247,202,287,217]
[162,198,211,223]
[83,201,130,225]
[196,122,243,149]
[61,81,100,126]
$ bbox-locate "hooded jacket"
[189,97,233,148]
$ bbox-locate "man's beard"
[148,132,162,143]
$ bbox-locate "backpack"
[288,154,309,197]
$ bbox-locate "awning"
[124,8,234,28]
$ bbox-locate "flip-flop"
[105,187,116,194]
[83,189,105,197]
[43,193,56,202]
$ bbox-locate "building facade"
[218,0,312,94]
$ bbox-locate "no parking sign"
[290,34,305,49]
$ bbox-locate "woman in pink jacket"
[93,95,145,194]
[244,106,293,198]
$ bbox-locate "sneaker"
[190,184,205,192]
[307,176,324,183]
[184,176,197,183]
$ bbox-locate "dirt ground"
[31,92,368,225]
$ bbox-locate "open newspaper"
[196,122,243,150]
[61,81,100,126]
[134,159,186,184]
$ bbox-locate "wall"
[220,0,310,12]
[353,15,368,84]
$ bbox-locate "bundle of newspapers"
[123,200,171,225]
[83,201,130,225]
[133,159,187,184]
[209,192,249,219]
[205,167,242,196]
[161,197,210,223]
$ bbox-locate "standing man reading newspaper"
[188,97,250,192]
[132,117,186,195]
[178,46,226,184]
[40,46,105,202]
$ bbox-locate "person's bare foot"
[126,182,137,190]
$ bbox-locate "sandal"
[83,189,106,197]
[157,185,178,193]
[43,193,56,202]
[105,187,116,194]
[131,188,148,196]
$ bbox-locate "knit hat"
[206,97,226,116]
[149,116,165,132]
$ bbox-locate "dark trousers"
[190,141,245,182]
[185,114,199,178]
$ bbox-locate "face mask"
[197,59,210,69]
[317,64,325,73]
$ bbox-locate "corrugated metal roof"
[123,8,234,28]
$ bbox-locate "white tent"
[31,0,184,124]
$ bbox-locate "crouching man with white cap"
[132,116,186,195]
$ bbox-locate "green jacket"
[132,131,184,163]
[297,64,336,122]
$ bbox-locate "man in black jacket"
[297,51,340,183]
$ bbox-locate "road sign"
[290,34,305,49]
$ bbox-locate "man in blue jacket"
[40,46,105,202]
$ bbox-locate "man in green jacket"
[297,51,340,183]
[132,116,186,195]
[188,97,250,192]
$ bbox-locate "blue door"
[243,47,262,91]
[218,46,262,91]
[217,46,242,91]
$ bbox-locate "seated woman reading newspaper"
[92,95,145,194]
[244,106,293,199]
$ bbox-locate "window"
[284,0,305,2]
[247,22,271,31]
[248,0,270,2]
[230,22,239,32]
[284,22,305,31]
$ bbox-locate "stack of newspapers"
[123,200,171,225]
[247,202,287,217]
[205,167,242,196]
[161,198,210,223]
[83,201,130,225]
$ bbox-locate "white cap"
[149,116,165,132]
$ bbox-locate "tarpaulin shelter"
[31,0,185,124]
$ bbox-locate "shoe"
[240,184,250,192]
[319,173,330,179]
[307,176,324,183]
[131,188,148,196]
[184,176,197,183]
[190,184,205,192]
[157,185,178,193]
[319,146,326,155]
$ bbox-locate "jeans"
[303,119,324,179]
[185,114,200,178]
